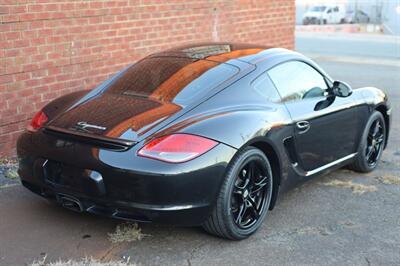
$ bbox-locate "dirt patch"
[377,175,400,185]
[292,226,333,236]
[323,179,377,194]
[31,257,136,266]
[108,223,148,243]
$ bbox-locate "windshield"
[310,6,327,12]
[105,57,239,107]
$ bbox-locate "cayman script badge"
[75,121,107,131]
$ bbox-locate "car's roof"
[146,42,300,67]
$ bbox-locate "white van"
[303,5,346,25]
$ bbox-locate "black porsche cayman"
[17,43,391,240]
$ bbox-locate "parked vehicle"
[345,10,370,24]
[303,5,346,25]
[17,43,391,240]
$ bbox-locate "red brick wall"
[0,0,295,157]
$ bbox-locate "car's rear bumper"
[20,179,213,225]
[17,130,237,226]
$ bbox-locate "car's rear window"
[105,57,239,106]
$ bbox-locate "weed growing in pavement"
[108,223,148,243]
[377,175,400,185]
[0,157,19,179]
[31,256,136,266]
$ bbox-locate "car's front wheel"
[349,111,386,173]
[203,147,273,240]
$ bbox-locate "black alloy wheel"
[203,147,273,240]
[365,119,385,167]
[349,111,386,173]
[231,160,270,229]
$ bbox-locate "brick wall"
[0,0,295,157]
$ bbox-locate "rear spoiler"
[44,126,137,151]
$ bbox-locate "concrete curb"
[296,24,384,34]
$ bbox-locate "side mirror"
[331,80,353,97]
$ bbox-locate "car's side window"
[252,72,281,103]
[268,61,328,103]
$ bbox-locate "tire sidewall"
[357,111,386,171]
[222,147,273,239]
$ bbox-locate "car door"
[268,61,357,172]
[333,6,340,23]
[325,8,333,23]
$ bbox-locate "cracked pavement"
[0,49,399,265]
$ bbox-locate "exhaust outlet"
[57,194,83,212]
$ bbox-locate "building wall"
[0,0,295,157]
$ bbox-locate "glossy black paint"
[17,43,391,226]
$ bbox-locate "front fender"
[357,86,389,108]
[356,86,391,148]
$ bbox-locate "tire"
[202,147,274,240]
[349,111,386,173]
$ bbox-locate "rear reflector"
[138,134,218,163]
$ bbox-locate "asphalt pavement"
[0,33,399,266]
[296,31,400,60]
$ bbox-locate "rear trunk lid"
[45,93,180,150]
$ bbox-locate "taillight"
[138,134,218,163]
[27,109,48,132]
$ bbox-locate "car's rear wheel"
[349,111,386,173]
[202,147,273,240]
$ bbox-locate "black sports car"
[17,43,391,240]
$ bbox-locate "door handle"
[296,121,310,133]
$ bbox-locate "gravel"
[0,158,20,188]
